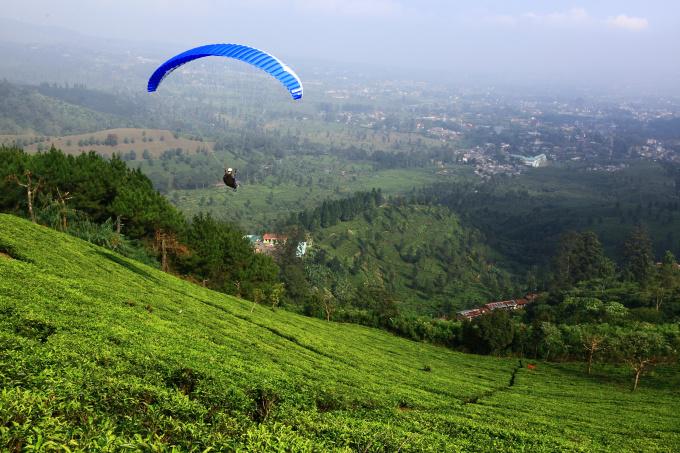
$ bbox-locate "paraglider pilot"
[223,168,239,191]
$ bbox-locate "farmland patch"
[19,128,214,159]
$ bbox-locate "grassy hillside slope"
[0,213,678,451]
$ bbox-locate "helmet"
[227,168,233,172]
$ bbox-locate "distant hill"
[1,213,678,450]
[0,80,129,136]
[34,83,143,118]
[312,203,514,316]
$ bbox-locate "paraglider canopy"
[147,43,303,100]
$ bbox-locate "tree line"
[287,189,384,230]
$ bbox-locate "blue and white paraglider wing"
[147,43,303,100]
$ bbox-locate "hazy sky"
[3,1,679,91]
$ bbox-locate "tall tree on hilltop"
[611,328,677,391]
[54,188,73,231]
[623,225,654,286]
[574,324,610,375]
[552,231,614,290]
[275,226,312,308]
[652,251,680,312]
[0,147,29,213]
[7,170,41,223]
[178,213,279,299]
[461,310,515,356]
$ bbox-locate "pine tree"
[623,225,654,286]
[552,231,613,289]
[653,251,680,311]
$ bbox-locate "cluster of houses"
[509,153,548,168]
[244,234,308,257]
[456,293,538,321]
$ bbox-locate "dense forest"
[412,162,680,270]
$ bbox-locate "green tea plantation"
[0,214,678,451]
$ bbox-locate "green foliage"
[1,213,679,450]
[0,146,184,240]
[387,316,461,347]
[309,203,514,316]
[536,229,680,324]
[610,326,679,390]
[560,296,629,324]
[291,189,383,230]
[462,310,515,355]
[623,225,655,285]
[416,162,680,272]
[177,213,280,299]
[551,231,615,289]
[65,217,159,267]
[653,251,680,312]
